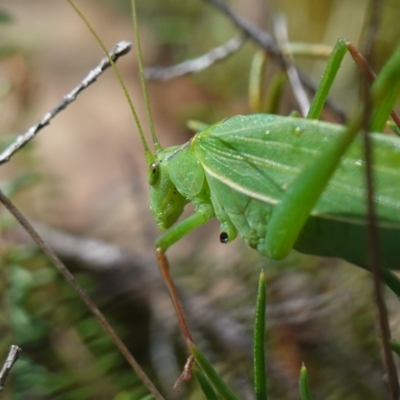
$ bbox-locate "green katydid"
[69,0,400,378]
[149,41,400,305]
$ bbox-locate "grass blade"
[189,342,242,400]
[299,363,313,400]
[254,271,267,400]
[193,366,219,400]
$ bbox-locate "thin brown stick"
[360,0,399,398]
[0,345,21,391]
[348,42,400,129]
[0,190,165,400]
[145,35,245,81]
[0,41,132,166]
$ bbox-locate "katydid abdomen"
[189,114,400,269]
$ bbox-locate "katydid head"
[147,149,187,230]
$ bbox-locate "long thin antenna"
[131,0,162,153]
[67,0,154,162]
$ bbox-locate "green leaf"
[299,363,313,400]
[254,271,267,400]
[189,342,242,400]
[193,366,219,400]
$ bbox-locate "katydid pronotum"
[69,0,400,383]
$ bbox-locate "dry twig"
[0,345,21,391]
[0,41,132,166]
[0,190,165,400]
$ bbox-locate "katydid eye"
[148,161,160,186]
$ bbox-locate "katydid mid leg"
[155,205,215,343]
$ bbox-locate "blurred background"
[1,0,400,399]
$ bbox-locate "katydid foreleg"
[155,208,214,327]
[154,205,215,384]
[155,248,195,385]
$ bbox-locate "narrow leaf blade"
[193,366,219,400]
[254,271,267,400]
[189,342,242,400]
[299,364,313,400]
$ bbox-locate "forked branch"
[0,41,132,166]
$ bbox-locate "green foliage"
[253,271,267,400]
[190,342,242,400]
[191,273,317,400]
[193,367,219,400]
[299,364,313,400]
